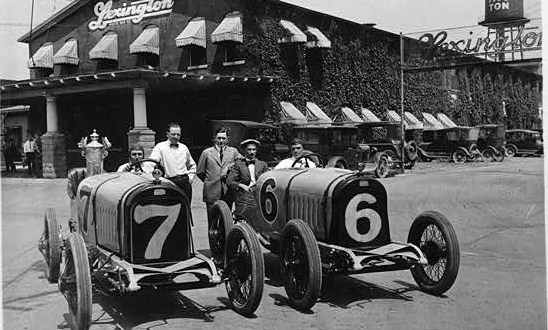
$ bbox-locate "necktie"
[219,147,223,162]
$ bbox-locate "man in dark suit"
[227,139,269,220]
[197,126,242,228]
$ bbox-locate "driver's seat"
[67,167,87,199]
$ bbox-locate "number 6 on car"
[210,152,460,312]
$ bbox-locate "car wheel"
[493,148,505,162]
[208,200,234,268]
[38,208,61,283]
[225,222,264,316]
[280,219,322,311]
[407,211,460,296]
[451,149,466,164]
[481,148,494,161]
[59,233,92,330]
[506,144,517,157]
[375,155,389,178]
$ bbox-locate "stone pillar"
[42,95,67,178]
[128,87,156,156]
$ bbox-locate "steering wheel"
[129,158,166,176]
[291,152,324,168]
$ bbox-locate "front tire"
[208,200,234,267]
[280,219,322,311]
[506,144,518,157]
[408,211,460,296]
[451,149,466,164]
[225,222,264,316]
[481,148,494,161]
[39,208,61,283]
[59,233,92,330]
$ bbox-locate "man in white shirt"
[149,123,197,202]
[274,138,317,169]
[22,135,36,176]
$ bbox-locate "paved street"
[2,157,545,330]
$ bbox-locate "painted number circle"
[345,193,381,243]
[260,178,278,222]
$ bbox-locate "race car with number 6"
[209,152,460,311]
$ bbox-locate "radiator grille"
[288,192,325,239]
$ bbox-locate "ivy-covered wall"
[239,1,541,131]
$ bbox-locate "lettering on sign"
[88,0,174,31]
[488,0,510,12]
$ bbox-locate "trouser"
[168,174,193,203]
[25,152,34,175]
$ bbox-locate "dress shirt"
[23,140,36,153]
[149,140,197,181]
[247,161,256,185]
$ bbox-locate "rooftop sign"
[88,0,174,31]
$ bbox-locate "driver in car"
[117,145,145,173]
[274,138,316,169]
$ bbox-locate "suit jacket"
[227,158,269,191]
[197,145,241,203]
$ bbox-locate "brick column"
[128,87,156,156]
[42,95,67,178]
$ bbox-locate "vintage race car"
[38,159,264,330]
[209,153,460,311]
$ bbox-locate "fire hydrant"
[78,129,111,177]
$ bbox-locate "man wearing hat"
[226,138,268,219]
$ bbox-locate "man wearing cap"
[197,126,242,228]
[149,123,197,202]
[227,139,268,219]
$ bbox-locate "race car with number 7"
[208,152,460,311]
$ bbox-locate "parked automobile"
[356,121,419,169]
[475,124,506,162]
[418,126,482,163]
[39,160,265,330]
[209,153,460,310]
[293,123,392,178]
[505,129,543,156]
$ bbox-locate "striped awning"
[27,43,53,69]
[386,110,401,122]
[360,108,381,122]
[176,18,207,48]
[339,107,363,123]
[437,113,458,128]
[211,14,243,43]
[130,26,159,55]
[422,112,445,130]
[305,26,331,48]
[305,102,332,124]
[404,112,424,130]
[279,20,306,43]
[89,32,118,60]
[279,101,307,124]
[53,38,79,65]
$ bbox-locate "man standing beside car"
[227,139,268,220]
[197,126,242,228]
[149,123,197,202]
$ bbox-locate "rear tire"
[506,144,517,157]
[408,211,460,296]
[451,149,466,164]
[39,208,61,283]
[59,233,92,330]
[208,200,234,268]
[225,222,264,316]
[375,155,389,178]
[481,148,494,161]
[280,219,322,311]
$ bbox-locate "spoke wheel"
[481,148,494,161]
[506,144,517,157]
[59,233,92,330]
[38,208,61,283]
[225,222,264,316]
[408,211,460,296]
[375,155,389,178]
[208,200,234,268]
[451,150,466,164]
[493,149,505,162]
[280,219,322,311]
